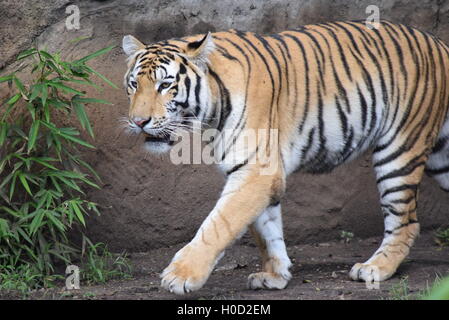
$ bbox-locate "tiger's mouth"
[144,133,174,145]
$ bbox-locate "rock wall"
[1,0,449,251]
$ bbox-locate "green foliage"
[340,230,354,243]
[0,44,116,292]
[387,276,413,300]
[434,227,449,247]
[423,276,449,300]
[0,263,61,297]
[81,242,132,285]
[386,275,449,300]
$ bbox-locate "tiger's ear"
[186,32,215,68]
[122,35,145,57]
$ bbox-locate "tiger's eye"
[160,82,171,90]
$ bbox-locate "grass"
[387,276,413,300]
[424,276,449,300]
[81,242,132,285]
[434,227,449,247]
[340,230,354,243]
[0,264,61,297]
[386,275,447,300]
[0,244,132,298]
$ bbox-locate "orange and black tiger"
[122,20,449,294]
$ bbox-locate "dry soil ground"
[8,231,448,300]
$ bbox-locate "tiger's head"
[122,33,215,153]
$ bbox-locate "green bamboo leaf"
[16,227,33,245]
[69,65,89,78]
[35,192,49,211]
[13,77,27,97]
[10,125,27,140]
[73,97,112,105]
[32,158,58,170]
[29,209,45,235]
[75,45,115,64]
[64,78,100,90]
[26,102,36,121]
[75,158,101,181]
[52,133,62,157]
[0,75,13,83]
[39,50,54,61]
[70,201,86,226]
[69,35,91,44]
[40,120,58,131]
[60,132,95,149]
[48,249,71,264]
[50,176,62,193]
[29,84,42,102]
[9,172,18,200]
[80,177,100,189]
[36,156,58,162]
[5,93,21,105]
[41,84,48,107]
[27,120,40,153]
[0,206,22,218]
[72,99,94,137]
[19,173,32,196]
[45,211,66,232]
[0,122,8,146]
[59,170,84,179]
[60,170,99,188]
[16,48,37,60]
[46,60,63,76]
[45,98,68,109]
[84,65,118,89]
[0,218,10,237]
[56,175,83,193]
[59,127,80,135]
[0,170,14,190]
[46,81,85,95]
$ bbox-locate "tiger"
[121,20,449,294]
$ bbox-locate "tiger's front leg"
[248,203,292,289]
[160,166,285,294]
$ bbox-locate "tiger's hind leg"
[350,142,428,282]
[248,203,292,290]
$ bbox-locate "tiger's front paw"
[247,271,291,290]
[349,262,395,282]
[160,245,212,295]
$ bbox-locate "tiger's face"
[122,33,214,153]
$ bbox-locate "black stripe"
[376,154,426,184]
[208,68,232,132]
[381,184,418,198]
[426,165,449,176]
[318,23,353,82]
[284,33,310,134]
[335,96,348,139]
[216,37,251,158]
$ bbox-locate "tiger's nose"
[133,117,151,128]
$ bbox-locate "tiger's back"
[207,20,449,175]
